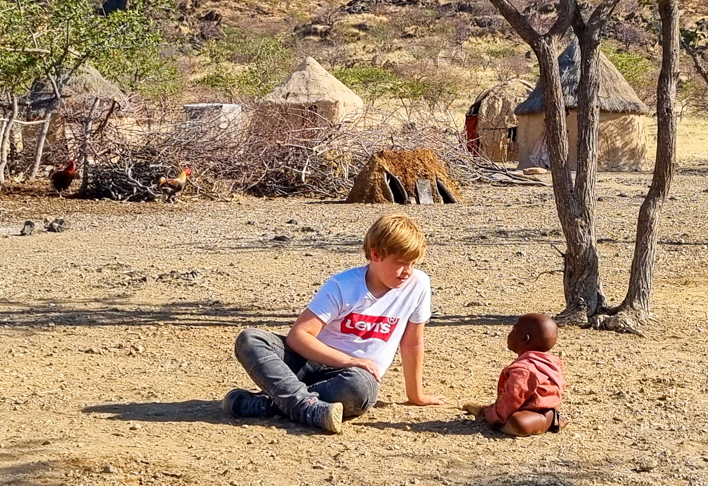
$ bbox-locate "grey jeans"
[234,328,379,420]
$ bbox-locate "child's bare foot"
[554,411,570,432]
[461,403,485,420]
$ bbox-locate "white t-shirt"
[307,265,432,377]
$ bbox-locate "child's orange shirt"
[485,350,566,425]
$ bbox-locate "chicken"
[50,160,77,197]
[158,167,191,203]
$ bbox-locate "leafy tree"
[0,0,172,185]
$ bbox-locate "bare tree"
[489,0,680,333]
[595,0,680,331]
[0,95,19,186]
[554,0,622,325]
[680,22,708,86]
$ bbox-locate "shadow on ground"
[0,300,297,328]
[429,314,515,327]
[356,417,502,438]
[0,300,514,329]
[82,400,324,436]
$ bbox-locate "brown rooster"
[50,160,77,197]
[158,167,191,203]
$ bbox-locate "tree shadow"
[82,400,325,436]
[0,458,69,486]
[181,235,363,254]
[0,298,517,329]
[0,299,297,328]
[428,314,516,327]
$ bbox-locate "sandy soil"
[1,153,708,486]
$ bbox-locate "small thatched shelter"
[515,39,650,171]
[26,65,128,118]
[260,57,364,126]
[346,149,460,204]
[21,65,128,159]
[465,79,534,162]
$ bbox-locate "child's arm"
[286,309,381,382]
[485,369,536,426]
[400,321,444,406]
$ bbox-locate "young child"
[223,213,444,433]
[481,313,566,437]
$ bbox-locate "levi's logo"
[341,313,399,341]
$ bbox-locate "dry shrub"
[38,98,522,201]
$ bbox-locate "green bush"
[335,66,402,102]
[199,30,295,99]
[335,65,460,110]
[601,46,653,86]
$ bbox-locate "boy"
[224,213,444,433]
[481,313,566,437]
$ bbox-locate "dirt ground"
[2,125,708,485]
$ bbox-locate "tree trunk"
[552,33,603,324]
[30,102,56,180]
[0,95,19,188]
[79,98,101,197]
[596,0,680,333]
[555,0,622,324]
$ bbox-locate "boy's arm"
[285,309,381,382]
[400,321,444,406]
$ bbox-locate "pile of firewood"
[56,100,545,202]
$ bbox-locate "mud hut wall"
[346,149,460,204]
[517,113,546,169]
[596,113,648,171]
[474,81,531,162]
[517,111,648,171]
[259,100,345,128]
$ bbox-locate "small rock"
[286,219,298,224]
[272,235,290,242]
[42,440,52,445]
[102,464,117,474]
[20,221,35,236]
[46,218,70,233]
[635,457,658,472]
[522,167,547,175]
[129,423,142,430]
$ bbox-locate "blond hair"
[363,214,426,262]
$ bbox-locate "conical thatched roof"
[26,65,128,118]
[515,39,649,115]
[262,57,363,108]
[468,79,534,119]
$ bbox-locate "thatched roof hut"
[515,39,650,171]
[26,65,127,118]
[346,149,460,204]
[260,57,364,126]
[465,79,533,162]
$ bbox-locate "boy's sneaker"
[303,399,343,434]
[222,389,275,417]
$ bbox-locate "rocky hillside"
[154,0,706,114]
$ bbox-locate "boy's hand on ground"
[348,358,381,382]
[407,394,445,406]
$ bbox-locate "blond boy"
[224,214,443,433]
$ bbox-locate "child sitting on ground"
[479,313,567,436]
[223,213,444,434]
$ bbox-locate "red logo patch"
[340,313,399,341]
